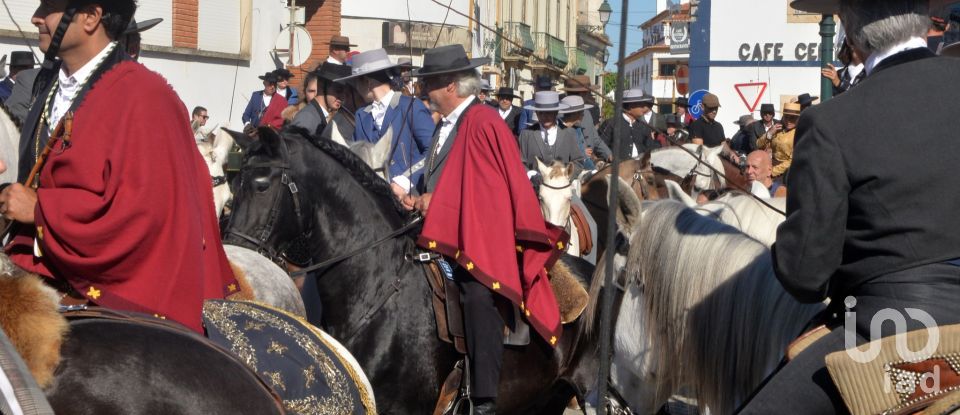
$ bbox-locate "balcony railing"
[534,32,568,69]
[566,48,592,75]
[502,22,534,59]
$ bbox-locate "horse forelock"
[547,162,567,180]
[628,201,822,413]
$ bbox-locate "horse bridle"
[223,137,312,268]
[684,145,722,192]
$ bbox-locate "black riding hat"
[411,44,490,77]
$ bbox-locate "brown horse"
[580,154,660,257]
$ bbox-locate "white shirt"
[262,92,273,108]
[623,113,640,158]
[643,111,653,124]
[371,90,395,131]
[49,42,116,130]
[326,56,345,65]
[865,36,927,76]
[846,62,865,83]
[392,95,475,192]
[320,105,330,119]
[499,106,512,119]
[541,124,558,146]
[276,87,288,99]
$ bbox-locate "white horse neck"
[0,106,21,184]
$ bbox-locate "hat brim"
[125,18,163,35]
[496,94,522,100]
[797,97,819,105]
[564,86,591,92]
[334,62,402,82]
[559,104,594,114]
[410,57,491,77]
[524,103,571,112]
[330,42,358,48]
[942,42,960,57]
[623,98,656,104]
[793,0,958,13]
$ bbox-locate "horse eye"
[253,176,271,193]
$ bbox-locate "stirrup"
[450,357,474,414]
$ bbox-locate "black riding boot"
[455,268,505,404]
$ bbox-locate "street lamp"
[598,0,613,27]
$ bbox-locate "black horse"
[45,317,285,415]
[223,127,597,414]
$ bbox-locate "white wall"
[705,0,824,128]
[343,0,469,26]
[136,1,174,48]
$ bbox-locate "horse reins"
[664,135,786,216]
[289,216,422,277]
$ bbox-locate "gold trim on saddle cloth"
[202,300,376,415]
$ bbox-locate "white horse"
[197,126,235,218]
[650,144,726,193]
[623,201,824,414]
[537,160,581,258]
[0,104,21,185]
[222,244,306,317]
[664,180,786,246]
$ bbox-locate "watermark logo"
[843,296,942,396]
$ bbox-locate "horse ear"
[566,162,576,180]
[706,144,724,158]
[665,180,696,208]
[606,175,642,231]
[639,151,652,170]
[224,127,254,151]
[257,127,282,156]
[536,158,549,176]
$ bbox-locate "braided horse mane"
[0,103,22,131]
[282,127,410,220]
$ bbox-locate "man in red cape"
[409,45,565,414]
[0,0,237,334]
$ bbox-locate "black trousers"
[455,266,505,399]
[738,263,960,414]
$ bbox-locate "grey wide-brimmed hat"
[734,114,756,126]
[334,48,400,82]
[622,89,655,104]
[523,91,570,112]
[791,0,955,14]
[480,79,493,92]
[411,44,490,77]
[941,41,960,57]
[558,96,594,114]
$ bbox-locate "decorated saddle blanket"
[203,300,376,415]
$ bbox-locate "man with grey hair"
[409,44,565,415]
[741,0,960,412]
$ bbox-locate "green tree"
[601,72,618,120]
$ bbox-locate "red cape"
[259,93,287,129]
[417,103,566,346]
[6,61,237,333]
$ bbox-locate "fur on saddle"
[549,261,588,324]
[227,262,256,301]
[0,268,68,388]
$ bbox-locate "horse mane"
[285,127,409,219]
[0,103,22,130]
[629,201,823,414]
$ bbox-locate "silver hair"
[840,0,929,56]
[453,70,482,98]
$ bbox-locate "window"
[660,63,678,77]
[787,5,821,23]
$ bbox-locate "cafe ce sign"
[738,42,821,62]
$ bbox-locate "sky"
[602,0,658,71]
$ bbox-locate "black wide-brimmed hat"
[9,51,34,68]
[759,103,776,114]
[272,68,294,80]
[329,35,357,48]
[315,62,353,83]
[258,72,279,83]
[124,18,163,35]
[531,75,557,90]
[495,87,521,100]
[791,0,954,13]
[411,44,490,77]
[675,97,689,107]
[796,93,818,106]
[665,114,681,125]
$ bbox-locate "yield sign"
[734,82,768,113]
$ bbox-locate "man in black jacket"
[741,0,960,413]
[494,87,523,137]
[599,89,660,160]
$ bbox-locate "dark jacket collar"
[871,47,936,76]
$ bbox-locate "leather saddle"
[569,204,593,256]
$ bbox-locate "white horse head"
[349,130,393,181]
[663,180,786,247]
[0,104,21,185]
[198,126,235,218]
[651,144,726,193]
[537,159,576,227]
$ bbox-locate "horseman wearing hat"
[409,44,565,414]
[336,48,435,198]
[741,0,960,412]
[0,0,238,334]
[241,71,286,129]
